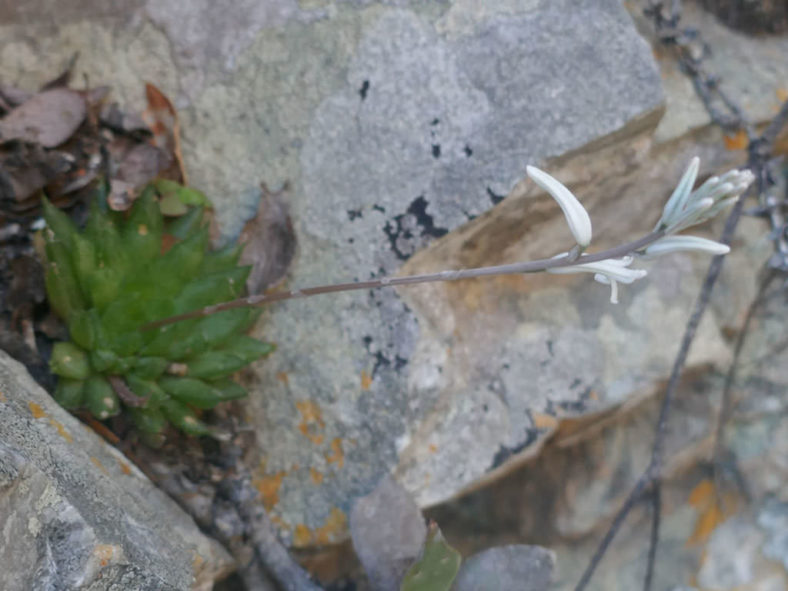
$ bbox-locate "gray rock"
[350,476,427,591]
[5,0,775,551]
[0,351,234,591]
[452,545,555,591]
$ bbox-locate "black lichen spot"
[347,208,362,221]
[487,187,505,205]
[394,355,408,371]
[431,144,441,159]
[431,118,440,126]
[372,204,386,213]
[490,430,538,470]
[546,340,554,357]
[359,80,370,100]
[570,378,582,390]
[464,144,473,157]
[383,196,449,261]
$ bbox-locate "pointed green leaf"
[401,524,462,591]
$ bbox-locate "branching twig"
[574,2,788,587]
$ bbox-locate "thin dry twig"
[574,3,788,587]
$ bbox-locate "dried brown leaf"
[238,183,297,294]
[0,88,86,148]
[142,83,186,183]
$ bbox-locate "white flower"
[643,235,730,258]
[527,165,593,247]
[656,158,754,233]
[548,255,647,304]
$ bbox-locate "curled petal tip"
[527,165,592,247]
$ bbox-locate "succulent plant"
[43,183,273,444]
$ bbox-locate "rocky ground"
[1,1,787,589]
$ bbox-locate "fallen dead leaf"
[0,88,86,148]
[238,182,297,293]
[143,83,187,183]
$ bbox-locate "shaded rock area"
[1,2,788,590]
[0,351,234,590]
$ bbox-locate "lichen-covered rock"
[0,351,234,591]
[3,0,785,553]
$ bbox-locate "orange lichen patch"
[777,87,788,103]
[310,468,324,484]
[48,418,73,442]
[296,400,325,445]
[291,508,348,548]
[192,551,204,571]
[293,524,312,547]
[686,478,739,547]
[325,438,344,468]
[314,508,347,545]
[688,478,714,506]
[0,390,6,402]
[723,129,748,151]
[90,457,110,476]
[254,471,286,511]
[531,412,559,431]
[93,544,119,567]
[28,401,46,418]
[276,371,289,384]
[117,459,132,476]
[428,443,438,454]
[361,370,373,391]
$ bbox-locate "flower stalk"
[142,158,754,330]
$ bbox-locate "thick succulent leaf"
[53,378,85,409]
[199,243,243,275]
[50,342,90,380]
[84,375,121,420]
[350,476,427,591]
[401,523,462,591]
[158,376,223,409]
[450,546,555,591]
[130,357,169,380]
[85,199,128,276]
[207,378,247,402]
[44,241,85,319]
[185,337,274,379]
[130,405,167,434]
[41,196,79,249]
[165,206,204,239]
[150,226,209,283]
[123,186,163,265]
[84,267,122,311]
[160,398,212,436]
[89,349,132,374]
[68,309,102,350]
[153,178,212,207]
[125,373,167,404]
[173,266,251,314]
[70,234,97,297]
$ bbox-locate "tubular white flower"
[659,156,699,230]
[527,165,592,248]
[547,255,647,304]
[643,235,731,258]
[656,158,754,233]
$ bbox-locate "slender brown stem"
[142,230,664,331]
